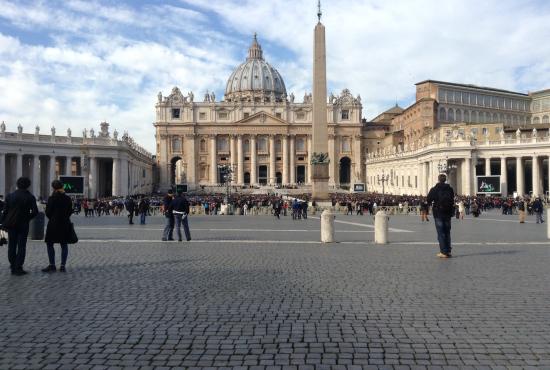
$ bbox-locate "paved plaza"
[1,211,550,369]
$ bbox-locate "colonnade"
[180,133,363,187]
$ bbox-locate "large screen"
[175,184,188,193]
[353,183,366,193]
[59,176,84,195]
[476,176,501,194]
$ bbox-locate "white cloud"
[1,0,550,153]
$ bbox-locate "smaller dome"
[224,34,287,103]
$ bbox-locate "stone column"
[120,158,129,196]
[463,158,471,196]
[532,155,541,197]
[32,155,40,197]
[64,157,72,175]
[0,153,5,196]
[112,158,120,196]
[516,157,524,196]
[269,135,276,185]
[186,134,196,185]
[500,157,508,197]
[250,135,257,185]
[210,135,217,185]
[485,158,491,176]
[230,135,237,185]
[49,155,56,187]
[237,135,244,185]
[418,163,424,196]
[353,136,362,184]
[16,153,23,180]
[328,134,335,186]
[307,135,312,183]
[282,135,289,184]
[89,157,97,198]
[289,135,296,184]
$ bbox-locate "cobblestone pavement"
[1,212,549,369]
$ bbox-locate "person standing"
[125,197,135,225]
[420,200,430,222]
[533,197,544,224]
[427,174,455,258]
[517,198,526,223]
[457,200,465,220]
[138,197,149,225]
[162,190,175,241]
[171,191,192,242]
[42,180,74,273]
[0,177,38,275]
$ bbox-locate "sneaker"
[59,266,66,272]
[42,265,57,273]
[437,252,449,258]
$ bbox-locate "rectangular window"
[199,112,206,120]
[415,176,418,188]
[341,110,350,120]
[275,112,282,119]
[482,127,488,136]
[244,112,250,119]
[218,112,228,119]
[171,108,180,119]
[296,112,305,120]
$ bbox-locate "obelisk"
[311,1,330,201]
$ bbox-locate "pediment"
[236,111,288,125]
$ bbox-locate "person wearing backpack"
[427,174,455,258]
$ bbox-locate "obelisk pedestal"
[311,16,330,202]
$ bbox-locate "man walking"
[0,177,39,275]
[162,190,175,241]
[171,190,192,242]
[533,197,544,224]
[427,174,455,258]
[125,197,135,225]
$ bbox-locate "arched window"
[471,111,478,122]
[456,109,463,122]
[464,110,470,122]
[244,139,250,153]
[258,137,268,152]
[534,117,541,124]
[200,138,207,152]
[438,107,447,121]
[448,108,455,122]
[492,113,498,123]
[543,115,550,124]
[217,136,229,152]
[275,139,282,153]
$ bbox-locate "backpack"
[437,187,454,215]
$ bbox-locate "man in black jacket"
[171,191,191,242]
[162,190,175,241]
[1,177,39,275]
[125,197,135,225]
[427,174,455,258]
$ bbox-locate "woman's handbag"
[67,223,79,244]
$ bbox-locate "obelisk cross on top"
[311,0,330,201]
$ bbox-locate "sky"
[1,0,549,152]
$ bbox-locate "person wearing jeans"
[427,174,455,258]
[162,190,175,241]
[171,191,191,242]
[42,180,74,273]
[1,177,38,275]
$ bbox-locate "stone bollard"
[374,210,389,244]
[321,209,336,243]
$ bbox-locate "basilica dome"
[225,34,287,103]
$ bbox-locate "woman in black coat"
[42,180,73,273]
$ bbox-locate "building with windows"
[154,35,364,191]
[0,121,154,199]
[366,81,550,197]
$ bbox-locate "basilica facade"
[154,35,364,191]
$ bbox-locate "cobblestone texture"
[1,213,549,369]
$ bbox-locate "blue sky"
[1,0,549,151]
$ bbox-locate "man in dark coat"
[171,191,191,242]
[533,197,544,224]
[125,197,135,225]
[162,190,175,241]
[427,174,455,258]
[1,177,38,275]
[42,180,73,273]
